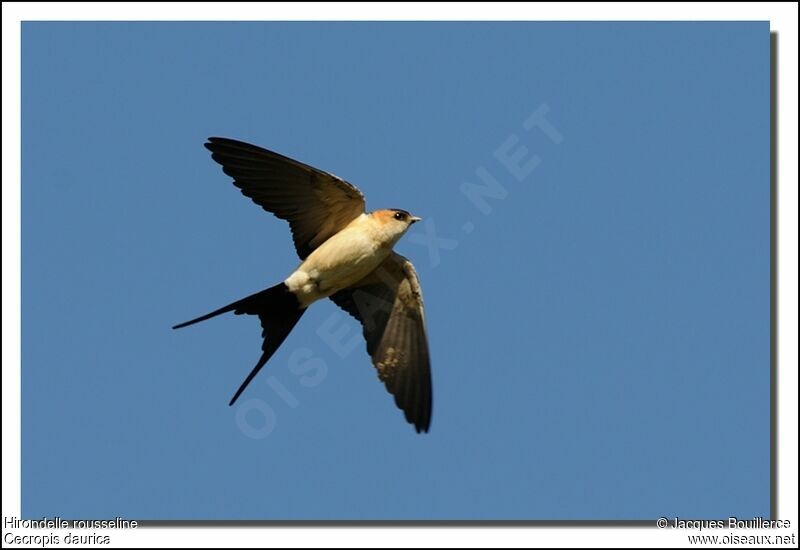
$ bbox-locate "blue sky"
[22,22,770,520]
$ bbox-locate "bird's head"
[370,209,422,246]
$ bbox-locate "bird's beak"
[410,216,422,224]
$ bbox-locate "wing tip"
[413,412,432,434]
[204,136,224,148]
[204,136,262,155]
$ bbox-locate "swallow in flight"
[174,138,432,432]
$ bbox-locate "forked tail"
[173,283,306,405]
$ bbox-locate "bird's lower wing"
[330,253,432,433]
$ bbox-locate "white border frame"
[3,3,797,548]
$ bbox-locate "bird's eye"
[394,212,407,221]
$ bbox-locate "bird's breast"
[284,225,391,307]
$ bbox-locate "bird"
[173,137,432,433]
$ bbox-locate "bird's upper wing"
[329,252,432,433]
[205,137,366,259]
